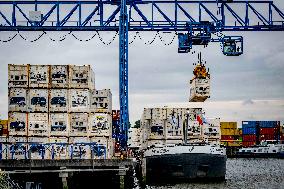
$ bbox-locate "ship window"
[258,149,262,152]
[254,150,256,152]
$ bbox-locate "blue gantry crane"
[0,0,284,151]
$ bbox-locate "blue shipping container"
[242,121,257,128]
[259,121,280,128]
[242,127,257,135]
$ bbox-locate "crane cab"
[222,36,243,56]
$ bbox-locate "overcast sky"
[0,0,283,127]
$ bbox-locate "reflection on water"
[146,159,284,189]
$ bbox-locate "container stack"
[112,110,121,156]
[140,107,220,148]
[6,64,114,160]
[220,122,241,147]
[242,121,280,147]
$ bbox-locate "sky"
[0,0,283,127]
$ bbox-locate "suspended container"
[50,65,69,88]
[28,89,48,112]
[29,65,50,88]
[69,89,90,112]
[49,89,68,112]
[9,88,28,112]
[189,77,210,102]
[8,64,29,88]
[89,113,112,137]
[69,65,95,89]
[69,113,88,136]
[90,89,112,113]
[28,113,49,136]
[49,113,69,137]
[49,137,69,160]
[8,112,28,136]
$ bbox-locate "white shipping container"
[0,143,8,160]
[203,118,221,138]
[9,88,28,112]
[29,65,50,88]
[8,64,29,88]
[69,89,90,112]
[8,112,28,136]
[69,137,90,144]
[69,113,88,136]
[189,77,210,102]
[89,113,112,137]
[7,143,28,160]
[187,120,202,136]
[28,113,49,136]
[49,144,69,160]
[70,144,91,159]
[28,89,48,112]
[90,137,114,159]
[49,113,69,136]
[27,137,49,159]
[28,137,49,143]
[51,65,69,88]
[165,139,183,145]
[49,137,68,144]
[8,136,27,143]
[147,119,165,140]
[90,89,112,113]
[49,89,68,112]
[166,112,183,140]
[69,65,95,89]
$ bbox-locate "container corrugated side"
[29,65,50,88]
[48,137,69,160]
[8,88,28,112]
[259,121,280,128]
[8,64,29,88]
[90,137,114,159]
[220,122,237,129]
[69,113,89,136]
[8,112,28,136]
[69,89,90,112]
[90,89,112,113]
[28,113,49,136]
[69,143,91,159]
[69,65,95,89]
[28,89,48,112]
[189,77,210,102]
[50,65,69,88]
[27,137,49,159]
[49,113,69,137]
[49,89,68,112]
[89,113,112,137]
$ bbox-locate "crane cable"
[0,32,18,43]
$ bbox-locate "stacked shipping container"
[242,121,280,147]
[5,64,114,160]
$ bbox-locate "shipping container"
[50,65,69,88]
[145,119,165,140]
[49,137,69,159]
[69,65,95,89]
[8,112,28,136]
[259,128,279,135]
[0,137,8,160]
[112,110,120,121]
[89,113,112,137]
[165,139,183,145]
[49,113,69,136]
[69,143,91,159]
[8,64,29,88]
[259,134,278,141]
[7,143,28,160]
[242,134,256,142]
[28,89,48,112]
[9,88,28,112]
[220,122,237,129]
[0,120,8,136]
[203,118,221,138]
[221,128,239,136]
[28,113,49,136]
[259,121,280,128]
[49,89,68,112]
[242,127,257,135]
[29,65,50,88]
[69,89,90,112]
[242,141,256,147]
[69,113,88,136]
[7,136,28,160]
[166,112,183,140]
[27,137,49,160]
[90,137,114,159]
[189,77,210,102]
[90,89,112,113]
[187,120,202,136]
[242,121,257,128]
[221,135,235,140]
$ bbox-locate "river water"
[145,159,284,189]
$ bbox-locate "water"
[145,159,284,189]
